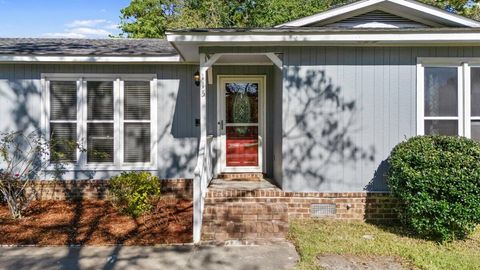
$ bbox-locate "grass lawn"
[288,220,480,270]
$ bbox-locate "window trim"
[463,63,472,138]
[416,58,480,138]
[120,80,156,166]
[417,63,463,136]
[83,80,116,166]
[41,73,157,171]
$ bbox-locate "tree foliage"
[119,0,344,38]
[119,0,480,38]
[421,0,480,20]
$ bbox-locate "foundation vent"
[310,203,336,217]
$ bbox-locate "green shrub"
[109,172,161,217]
[387,135,480,242]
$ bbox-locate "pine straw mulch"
[0,198,192,246]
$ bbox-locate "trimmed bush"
[109,172,161,217]
[387,135,480,242]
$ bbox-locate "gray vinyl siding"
[282,46,480,192]
[272,67,283,188]
[2,46,480,190]
[0,63,200,180]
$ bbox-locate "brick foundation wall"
[281,192,398,222]
[27,179,193,200]
[202,190,399,243]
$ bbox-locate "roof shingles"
[0,38,177,56]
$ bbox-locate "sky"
[0,0,130,38]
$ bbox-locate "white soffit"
[275,0,480,28]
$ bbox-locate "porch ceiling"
[212,54,273,65]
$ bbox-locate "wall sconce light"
[194,71,200,86]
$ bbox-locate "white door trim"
[216,75,267,173]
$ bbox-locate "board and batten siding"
[282,46,480,192]
[1,46,480,191]
[0,63,200,180]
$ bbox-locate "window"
[87,81,114,163]
[43,74,156,168]
[123,81,151,163]
[423,67,460,136]
[49,81,78,162]
[418,60,480,141]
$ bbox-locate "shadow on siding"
[157,75,199,179]
[283,67,376,191]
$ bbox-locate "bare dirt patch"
[0,198,192,245]
[317,254,411,270]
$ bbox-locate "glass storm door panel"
[225,82,259,167]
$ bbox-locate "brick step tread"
[201,234,287,243]
[205,193,285,199]
[203,207,288,211]
[204,200,287,204]
[203,220,288,224]
[202,222,289,236]
[203,218,288,223]
[205,192,284,198]
[202,229,289,235]
[203,210,288,215]
[216,173,266,181]
[201,239,286,245]
[217,172,265,177]
[204,203,288,208]
[213,179,267,181]
[204,199,288,203]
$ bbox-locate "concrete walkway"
[0,243,298,270]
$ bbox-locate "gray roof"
[0,38,177,56]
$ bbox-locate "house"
[1,0,480,243]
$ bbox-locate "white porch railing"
[192,135,214,243]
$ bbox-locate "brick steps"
[202,192,289,244]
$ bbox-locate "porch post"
[193,53,208,244]
[199,53,208,159]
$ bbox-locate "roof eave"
[167,29,480,62]
[0,54,182,63]
[167,29,480,42]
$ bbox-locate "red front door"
[223,81,260,168]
